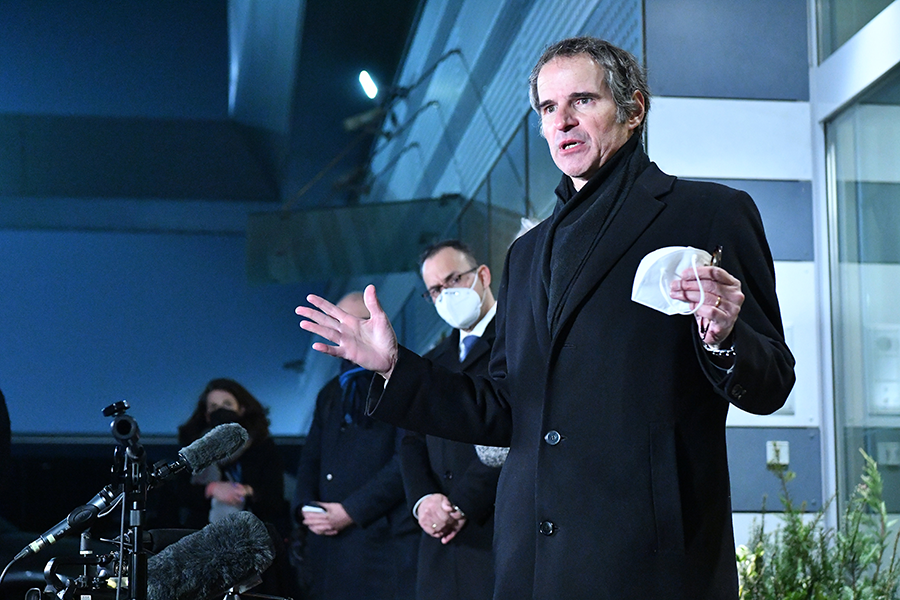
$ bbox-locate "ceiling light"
[359,70,378,99]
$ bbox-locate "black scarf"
[540,134,650,336]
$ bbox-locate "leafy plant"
[737,449,900,600]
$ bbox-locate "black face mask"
[208,408,242,428]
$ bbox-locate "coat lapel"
[551,164,675,346]
[431,329,460,367]
[526,220,553,355]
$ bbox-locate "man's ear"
[479,264,492,288]
[627,90,646,130]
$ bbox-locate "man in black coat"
[296,37,795,600]
[401,240,501,600]
[293,292,418,600]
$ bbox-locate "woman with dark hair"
[167,379,295,597]
[171,379,287,533]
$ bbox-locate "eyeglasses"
[422,266,479,303]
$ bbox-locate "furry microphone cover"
[146,511,275,600]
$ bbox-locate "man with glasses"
[401,240,501,600]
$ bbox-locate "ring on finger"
[714,295,722,308]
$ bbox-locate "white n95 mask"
[630,246,712,315]
[434,275,484,330]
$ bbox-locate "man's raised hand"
[295,284,399,379]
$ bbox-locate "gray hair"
[528,37,650,135]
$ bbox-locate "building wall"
[644,0,820,534]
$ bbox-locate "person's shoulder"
[665,175,753,208]
[506,217,548,267]
[315,375,343,399]
[423,331,457,360]
[660,166,744,196]
[322,374,342,389]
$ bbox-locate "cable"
[100,492,124,518]
[0,556,19,591]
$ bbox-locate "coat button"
[443,470,454,480]
[544,430,561,445]
[325,473,333,481]
[539,521,556,536]
[730,385,746,400]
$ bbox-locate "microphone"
[150,422,249,484]
[13,424,248,561]
[146,511,275,600]
[14,485,119,560]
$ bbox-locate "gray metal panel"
[727,427,822,512]
[703,179,814,262]
[645,0,809,101]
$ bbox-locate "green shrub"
[737,450,900,600]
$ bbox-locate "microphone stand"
[123,452,148,600]
[108,405,149,600]
[16,402,159,600]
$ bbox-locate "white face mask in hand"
[434,273,485,330]
[631,246,712,315]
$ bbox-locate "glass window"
[527,110,563,219]
[828,65,900,512]
[818,0,893,60]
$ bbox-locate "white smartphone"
[301,504,326,513]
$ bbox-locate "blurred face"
[205,389,244,420]
[536,54,644,190]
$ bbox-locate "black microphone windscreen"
[179,423,249,473]
[143,529,197,554]
[146,511,275,600]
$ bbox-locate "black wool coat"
[400,319,501,600]
[369,162,796,600]
[294,372,418,600]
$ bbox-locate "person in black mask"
[292,291,418,600]
[165,379,294,597]
[170,379,287,533]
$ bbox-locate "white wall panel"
[732,512,821,548]
[727,261,820,427]
[648,97,812,181]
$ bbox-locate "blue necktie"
[461,335,479,361]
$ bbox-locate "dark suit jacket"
[370,162,796,600]
[294,372,418,600]
[400,319,500,600]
